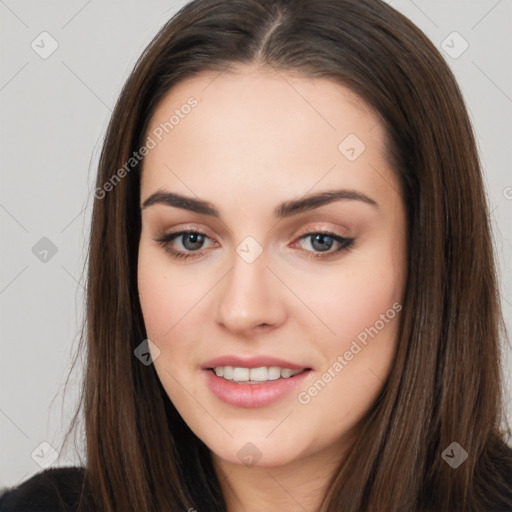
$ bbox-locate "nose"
[214,252,287,338]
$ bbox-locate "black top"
[0,467,85,512]
[2,456,512,511]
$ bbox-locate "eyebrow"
[141,188,378,218]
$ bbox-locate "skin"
[137,64,407,512]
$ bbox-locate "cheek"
[296,288,402,440]
[137,244,219,392]
[290,253,404,352]
[138,264,172,338]
[336,229,405,342]
[337,269,402,345]
[137,245,207,339]
[137,249,204,404]
[297,232,405,411]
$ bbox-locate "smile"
[204,367,311,408]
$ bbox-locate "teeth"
[266,367,281,380]
[223,366,234,380]
[212,366,304,383]
[251,366,273,381]
[233,367,249,381]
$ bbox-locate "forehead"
[141,65,398,212]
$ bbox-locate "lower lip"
[204,369,311,408]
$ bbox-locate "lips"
[201,355,310,371]
[201,354,312,408]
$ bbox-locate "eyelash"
[154,229,355,261]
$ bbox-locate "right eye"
[154,230,217,260]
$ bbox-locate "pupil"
[183,233,204,250]
[312,234,333,252]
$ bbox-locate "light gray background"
[1,0,511,489]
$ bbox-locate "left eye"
[293,232,355,259]
[297,232,346,252]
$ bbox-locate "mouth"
[202,358,313,408]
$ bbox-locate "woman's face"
[137,65,407,469]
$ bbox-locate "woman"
[2,0,511,510]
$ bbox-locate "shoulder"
[0,466,85,512]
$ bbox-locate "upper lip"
[202,355,310,370]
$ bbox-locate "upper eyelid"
[159,221,351,240]
[161,227,217,244]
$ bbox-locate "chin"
[205,431,314,469]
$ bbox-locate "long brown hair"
[62,0,512,510]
